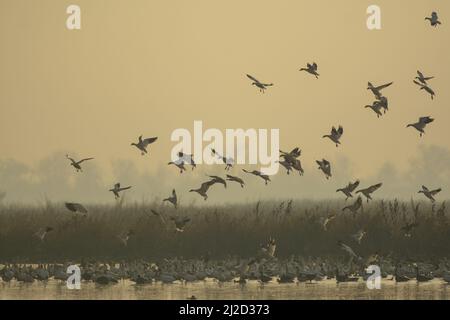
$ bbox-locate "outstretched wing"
[78,157,94,164]
[375,82,393,90]
[417,70,424,79]
[367,183,382,193]
[143,137,158,146]
[312,62,318,70]
[348,180,360,192]
[413,80,424,87]
[419,116,434,124]
[65,202,87,213]
[430,188,442,196]
[246,74,259,83]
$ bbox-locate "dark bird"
[131,135,158,155]
[425,12,441,27]
[163,189,178,208]
[66,155,94,172]
[226,174,245,188]
[109,183,132,199]
[323,125,343,147]
[189,181,215,200]
[364,101,383,118]
[418,185,441,203]
[242,169,271,185]
[64,202,88,214]
[211,148,234,171]
[413,80,435,100]
[246,74,273,93]
[415,70,434,85]
[178,151,196,170]
[299,62,319,78]
[206,175,227,188]
[336,180,360,200]
[356,183,382,202]
[407,116,434,137]
[316,159,332,179]
[342,196,363,213]
[170,216,191,232]
[367,81,393,99]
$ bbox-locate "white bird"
[413,80,435,100]
[425,12,441,27]
[226,174,245,188]
[131,135,158,155]
[418,185,442,203]
[316,159,332,179]
[206,175,227,188]
[299,62,319,78]
[356,183,382,202]
[66,155,94,172]
[242,169,271,185]
[246,74,273,93]
[34,227,53,242]
[64,202,88,215]
[211,149,234,171]
[168,158,187,174]
[323,126,343,147]
[415,70,434,85]
[163,189,178,208]
[407,116,434,137]
[336,180,360,200]
[367,81,393,99]
[109,183,132,199]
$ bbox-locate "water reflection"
[1,279,448,300]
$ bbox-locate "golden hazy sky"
[0,1,449,202]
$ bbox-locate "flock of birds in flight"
[33,12,444,250]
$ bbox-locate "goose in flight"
[407,116,434,137]
[168,158,187,174]
[278,160,293,175]
[367,81,393,99]
[170,216,191,232]
[415,70,434,85]
[425,12,441,27]
[352,229,367,244]
[316,159,332,179]
[109,183,132,199]
[189,181,215,200]
[364,101,384,118]
[34,227,53,242]
[206,175,227,188]
[291,159,305,176]
[356,183,382,202]
[377,96,389,113]
[336,180,360,200]
[418,185,441,203]
[163,189,178,208]
[178,151,196,170]
[131,136,158,155]
[337,241,362,261]
[66,155,94,172]
[64,202,88,215]
[323,126,343,147]
[211,149,234,171]
[280,148,304,175]
[322,213,336,231]
[413,80,435,100]
[299,62,319,78]
[117,230,134,246]
[226,174,245,188]
[242,169,271,185]
[342,196,363,213]
[246,74,273,93]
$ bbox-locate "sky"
[0,0,449,204]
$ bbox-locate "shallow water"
[0,278,448,300]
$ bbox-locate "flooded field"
[1,279,448,300]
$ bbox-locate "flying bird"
[342,196,363,214]
[109,183,132,199]
[170,216,191,232]
[246,74,273,93]
[34,227,53,242]
[364,101,384,118]
[66,155,94,172]
[206,175,227,188]
[367,81,393,99]
[415,70,434,85]
[278,160,293,175]
[407,116,434,137]
[336,180,360,200]
[316,159,332,179]
[168,158,187,174]
[178,151,196,170]
[163,189,178,208]
[226,174,245,188]
[64,202,88,215]
[323,126,343,147]
[356,183,382,202]
[418,185,442,203]
[242,169,271,185]
[189,181,215,200]
[211,149,234,171]
[131,135,158,155]
[425,12,441,27]
[299,62,319,78]
[413,80,435,100]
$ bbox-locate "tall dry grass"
[0,199,448,262]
